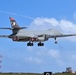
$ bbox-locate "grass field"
[0,73,75,75]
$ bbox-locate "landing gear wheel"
[31,43,33,46]
[41,43,44,46]
[27,43,30,46]
[38,42,44,46]
[27,42,34,46]
[38,43,40,46]
[55,41,57,44]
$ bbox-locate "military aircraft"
[0,17,76,46]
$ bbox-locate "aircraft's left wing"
[35,34,76,39]
[49,34,76,38]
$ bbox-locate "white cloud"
[25,57,42,64]
[32,47,65,66]
[73,12,76,20]
[28,17,76,41]
[29,17,76,32]
[71,54,76,61]
[48,49,60,58]
[59,19,76,33]
[48,49,65,66]
[29,18,59,30]
[26,46,76,67]
[26,46,34,51]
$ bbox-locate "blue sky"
[0,0,76,73]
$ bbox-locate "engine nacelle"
[12,36,19,41]
[37,35,48,41]
[9,34,20,41]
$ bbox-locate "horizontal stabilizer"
[0,27,27,30]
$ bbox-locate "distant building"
[66,67,72,73]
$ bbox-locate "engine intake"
[38,35,48,41]
[12,36,19,41]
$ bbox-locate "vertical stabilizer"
[9,17,20,34]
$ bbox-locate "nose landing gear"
[54,38,58,44]
[55,41,57,44]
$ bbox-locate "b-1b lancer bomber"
[0,17,76,46]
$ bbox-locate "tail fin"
[9,17,20,28]
[9,17,20,34]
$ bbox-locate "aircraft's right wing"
[0,28,13,30]
[0,35,9,38]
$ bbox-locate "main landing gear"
[27,38,58,46]
[27,42,44,46]
[38,42,44,46]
